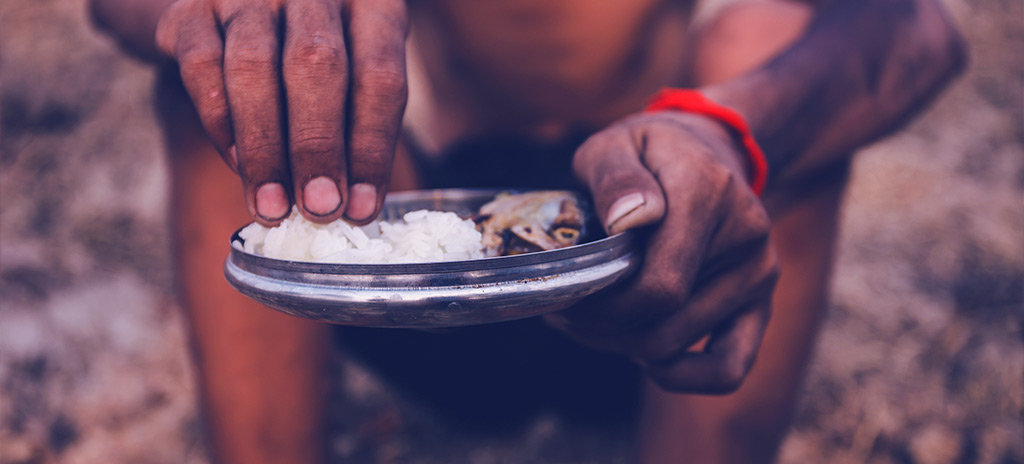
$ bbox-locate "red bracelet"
[644,88,768,197]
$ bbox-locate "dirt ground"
[1,0,1021,463]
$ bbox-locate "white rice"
[234,207,485,264]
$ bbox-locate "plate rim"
[228,188,632,276]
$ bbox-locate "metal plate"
[224,189,640,328]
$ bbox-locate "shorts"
[335,130,643,430]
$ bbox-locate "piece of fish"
[475,191,585,256]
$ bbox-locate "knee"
[692,0,814,85]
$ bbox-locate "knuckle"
[155,20,180,55]
[734,208,772,249]
[220,5,274,32]
[286,39,346,73]
[197,103,230,133]
[748,206,771,235]
[639,270,689,307]
[580,129,623,151]
[708,157,738,190]
[155,0,198,49]
[647,116,695,137]
[654,153,688,179]
[573,130,626,171]
[355,66,408,102]
[239,133,281,157]
[717,356,750,392]
[700,163,736,215]
[290,128,342,156]
[572,140,600,169]
[226,43,278,75]
[178,46,223,73]
[160,0,188,21]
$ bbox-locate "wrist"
[645,88,768,196]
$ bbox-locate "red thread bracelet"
[644,88,768,197]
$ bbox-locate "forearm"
[702,0,966,186]
[90,0,174,61]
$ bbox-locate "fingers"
[157,0,235,169]
[342,0,408,223]
[160,0,407,226]
[632,153,776,394]
[574,123,667,236]
[559,128,726,332]
[559,117,780,394]
[221,2,291,224]
[703,176,772,263]
[647,301,772,395]
[629,242,778,362]
[282,0,347,222]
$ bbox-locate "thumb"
[573,130,667,235]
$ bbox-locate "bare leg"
[161,77,330,464]
[639,179,844,463]
[637,2,838,463]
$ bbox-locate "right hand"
[156,0,408,225]
[546,111,778,394]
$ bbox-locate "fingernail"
[345,183,378,221]
[255,183,290,221]
[303,176,342,216]
[606,193,646,231]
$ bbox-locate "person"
[90,0,965,462]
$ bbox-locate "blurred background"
[0,0,1020,462]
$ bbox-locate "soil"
[0,0,1020,462]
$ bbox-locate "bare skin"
[162,92,331,463]
[150,0,409,225]
[90,0,966,462]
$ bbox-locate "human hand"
[547,111,779,394]
[156,0,408,225]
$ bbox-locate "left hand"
[546,111,779,394]
[155,0,409,226]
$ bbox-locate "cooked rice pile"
[236,207,485,263]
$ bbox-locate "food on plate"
[236,208,485,263]
[474,191,585,256]
[235,191,586,263]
